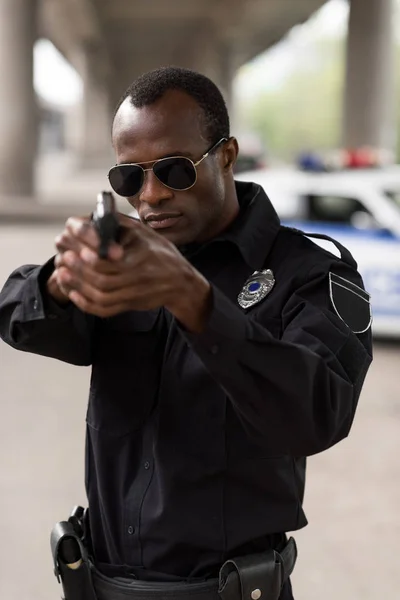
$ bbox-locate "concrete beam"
[38,0,111,77]
[238,0,327,63]
[101,0,215,21]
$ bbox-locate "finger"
[117,213,141,228]
[68,290,132,318]
[64,265,150,306]
[68,285,160,316]
[59,256,133,293]
[54,253,64,269]
[54,250,79,270]
[55,221,95,255]
[58,282,73,297]
[54,235,69,254]
[108,242,124,261]
[117,219,151,248]
[78,248,126,274]
[60,248,120,276]
[55,267,75,298]
[80,243,124,264]
[56,267,104,304]
[55,258,129,296]
[55,232,81,254]
[66,217,100,250]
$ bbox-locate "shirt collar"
[180,181,281,271]
[218,181,281,270]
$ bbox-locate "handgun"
[92,191,121,259]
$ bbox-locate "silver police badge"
[238,269,275,309]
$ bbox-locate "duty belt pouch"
[51,508,97,600]
[218,537,297,600]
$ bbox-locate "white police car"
[235,167,400,338]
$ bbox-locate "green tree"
[238,38,346,161]
[238,35,400,162]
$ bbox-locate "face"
[111,90,239,246]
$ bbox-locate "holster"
[218,537,297,600]
[51,506,97,600]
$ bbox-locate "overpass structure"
[0,0,396,198]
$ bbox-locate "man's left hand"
[55,215,212,333]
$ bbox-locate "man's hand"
[46,216,121,306]
[51,214,212,333]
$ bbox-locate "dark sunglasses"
[108,138,227,198]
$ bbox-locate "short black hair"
[113,66,230,143]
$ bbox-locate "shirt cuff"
[33,257,73,321]
[181,284,249,370]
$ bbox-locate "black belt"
[92,568,221,600]
[91,538,297,600]
[52,507,297,600]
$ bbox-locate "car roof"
[235,167,400,235]
[236,167,400,194]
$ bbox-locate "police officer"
[0,67,373,600]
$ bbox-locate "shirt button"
[144,461,150,470]
[33,299,38,310]
[210,344,219,355]
[127,526,135,535]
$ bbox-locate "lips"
[143,212,183,230]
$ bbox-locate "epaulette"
[282,226,357,269]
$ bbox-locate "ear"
[222,137,239,173]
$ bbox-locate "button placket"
[123,420,155,564]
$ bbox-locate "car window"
[304,194,372,224]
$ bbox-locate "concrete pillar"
[78,44,114,169]
[186,27,234,115]
[343,0,396,155]
[0,0,37,197]
[215,43,236,117]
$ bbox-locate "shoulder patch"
[329,273,372,334]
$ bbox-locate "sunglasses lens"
[154,157,196,190]
[108,165,144,197]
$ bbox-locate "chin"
[146,219,198,246]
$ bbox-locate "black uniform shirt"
[0,182,372,581]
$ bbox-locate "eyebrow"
[117,150,197,166]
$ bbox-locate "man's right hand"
[46,216,122,305]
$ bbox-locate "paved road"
[0,224,399,600]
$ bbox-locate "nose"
[137,169,174,207]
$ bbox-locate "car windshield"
[384,189,400,210]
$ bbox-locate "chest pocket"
[87,309,164,436]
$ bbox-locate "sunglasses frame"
[108,137,228,197]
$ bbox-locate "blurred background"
[0,0,399,599]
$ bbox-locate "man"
[0,67,372,600]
